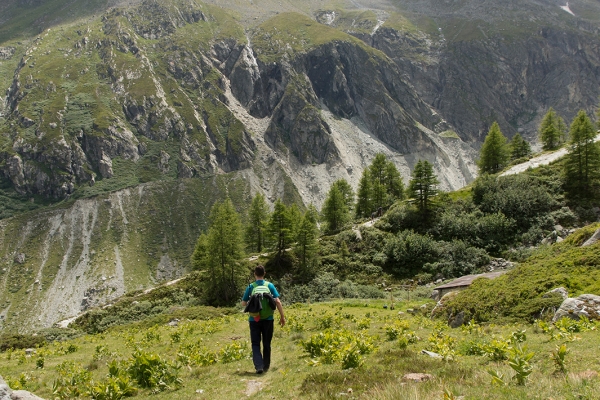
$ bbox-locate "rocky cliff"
[0,0,599,331]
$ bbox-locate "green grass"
[252,12,377,63]
[1,300,599,399]
[442,223,600,323]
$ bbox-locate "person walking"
[241,265,285,374]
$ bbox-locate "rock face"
[1,0,481,201]
[553,294,600,322]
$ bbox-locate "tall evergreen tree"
[370,154,389,210]
[509,133,532,160]
[332,179,355,214]
[322,184,350,234]
[384,161,405,202]
[191,199,245,306]
[355,153,405,217]
[268,199,294,257]
[539,108,562,150]
[295,204,319,276]
[408,160,439,216]
[355,168,373,218]
[564,110,600,197]
[478,122,509,174]
[245,193,270,253]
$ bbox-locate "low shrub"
[0,334,46,352]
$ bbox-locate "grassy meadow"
[1,298,600,399]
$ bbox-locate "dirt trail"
[501,134,600,177]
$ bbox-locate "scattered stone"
[582,228,600,247]
[397,311,405,315]
[553,294,600,322]
[402,373,434,382]
[49,123,57,129]
[24,348,34,356]
[543,287,568,300]
[14,253,26,265]
[0,47,16,60]
[0,375,11,400]
[10,390,45,400]
[406,308,415,314]
[421,350,442,358]
[449,311,465,328]
[167,319,180,327]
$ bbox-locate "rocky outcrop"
[553,294,600,322]
[0,375,45,400]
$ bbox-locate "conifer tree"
[478,122,509,174]
[564,110,600,197]
[355,153,405,217]
[295,204,319,275]
[539,108,563,150]
[268,199,294,257]
[509,133,532,160]
[191,199,245,306]
[332,179,355,214]
[384,161,405,203]
[355,168,373,218]
[245,193,270,253]
[408,160,439,216]
[322,184,349,234]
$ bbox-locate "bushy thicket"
[316,167,590,281]
[282,273,384,304]
[71,272,231,333]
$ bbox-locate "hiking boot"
[256,369,263,374]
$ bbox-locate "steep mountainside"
[0,0,599,331]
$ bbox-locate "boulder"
[402,373,433,382]
[0,375,11,400]
[582,228,600,247]
[430,291,459,318]
[543,287,568,300]
[10,391,45,400]
[449,310,465,328]
[553,294,600,322]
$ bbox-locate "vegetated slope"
[2,300,600,399]
[0,0,476,203]
[439,223,600,323]
[0,174,256,333]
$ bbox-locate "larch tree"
[191,199,245,306]
[295,204,319,276]
[355,153,405,218]
[322,183,350,234]
[245,193,270,253]
[564,110,600,198]
[509,133,532,160]
[478,122,509,174]
[408,160,439,216]
[539,108,562,150]
[268,199,294,257]
[355,168,373,218]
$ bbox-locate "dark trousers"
[249,320,274,371]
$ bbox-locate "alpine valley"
[1,0,600,333]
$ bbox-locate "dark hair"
[254,265,266,278]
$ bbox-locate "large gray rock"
[553,294,600,322]
[10,391,45,400]
[543,287,568,300]
[0,375,12,400]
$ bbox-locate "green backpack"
[249,281,275,321]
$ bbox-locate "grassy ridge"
[442,223,600,323]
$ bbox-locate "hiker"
[241,265,285,374]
